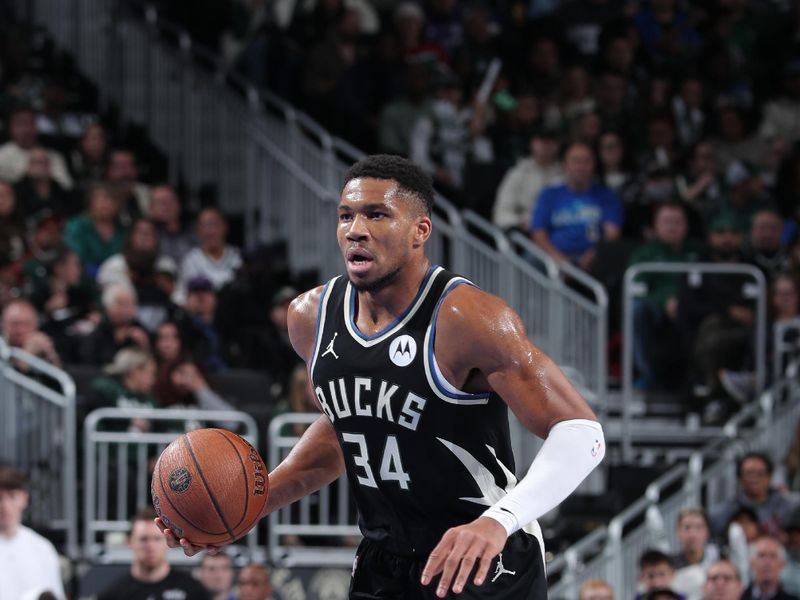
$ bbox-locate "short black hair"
[737,451,773,478]
[639,549,673,570]
[342,154,434,216]
[0,463,28,491]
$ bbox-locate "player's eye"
[370,211,386,220]
[339,213,353,222]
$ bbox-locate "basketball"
[151,428,269,545]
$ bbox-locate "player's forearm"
[262,415,345,516]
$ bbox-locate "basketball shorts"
[349,530,547,599]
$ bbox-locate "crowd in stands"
[144,0,800,418]
[7,0,800,597]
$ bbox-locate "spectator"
[237,564,275,600]
[629,201,702,391]
[152,320,234,416]
[676,212,753,403]
[710,452,797,538]
[98,508,210,600]
[197,553,236,600]
[0,464,64,600]
[712,106,765,173]
[559,65,596,124]
[181,277,226,372]
[703,560,743,600]
[0,181,26,267]
[531,142,623,270]
[0,299,62,367]
[741,536,799,600]
[147,185,194,265]
[96,218,177,331]
[597,130,634,198]
[724,161,771,230]
[672,76,706,149]
[247,285,303,390]
[579,578,615,600]
[21,211,64,284]
[86,348,158,421]
[492,127,563,231]
[676,141,725,230]
[79,282,150,366]
[638,550,680,598]
[106,149,150,226]
[378,63,433,157]
[26,246,97,362]
[69,122,108,187]
[0,106,73,190]
[178,207,241,300]
[13,147,79,221]
[744,208,790,280]
[759,61,800,146]
[409,67,479,199]
[672,507,720,600]
[783,509,800,596]
[64,183,128,276]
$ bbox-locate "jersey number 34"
[342,433,410,490]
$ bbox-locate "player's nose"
[346,213,370,240]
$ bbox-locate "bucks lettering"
[315,376,427,431]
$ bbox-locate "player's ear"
[413,215,432,246]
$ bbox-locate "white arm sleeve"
[482,418,605,536]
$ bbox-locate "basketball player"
[159,155,605,598]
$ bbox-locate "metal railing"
[547,360,800,598]
[83,406,261,563]
[773,318,800,386]
[267,413,360,567]
[0,338,78,558]
[30,0,610,413]
[621,263,768,460]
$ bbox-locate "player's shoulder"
[287,283,329,361]
[438,283,523,336]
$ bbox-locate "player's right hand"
[155,518,223,557]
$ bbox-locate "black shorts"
[349,530,547,599]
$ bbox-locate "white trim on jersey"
[422,276,490,405]
[342,266,444,347]
[309,278,339,378]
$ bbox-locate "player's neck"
[132,561,170,583]
[356,259,430,327]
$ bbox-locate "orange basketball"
[151,428,269,545]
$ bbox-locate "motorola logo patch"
[169,468,192,493]
[389,335,417,367]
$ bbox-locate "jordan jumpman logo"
[491,553,516,582]
[322,332,339,359]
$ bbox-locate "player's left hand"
[421,516,507,597]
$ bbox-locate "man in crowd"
[98,508,210,600]
[237,564,275,600]
[703,560,743,600]
[1,298,62,367]
[530,142,622,271]
[197,553,236,600]
[741,536,799,600]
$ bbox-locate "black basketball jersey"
[310,266,527,557]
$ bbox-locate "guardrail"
[30,0,611,414]
[547,359,800,597]
[621,263,767,460]
[0,337,78,558]
[267,413,360,567]
[83,406,261,563]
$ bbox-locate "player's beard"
[349,265,402,293]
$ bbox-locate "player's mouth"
[346,247,374,275]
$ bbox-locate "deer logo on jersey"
[389,334,417,367]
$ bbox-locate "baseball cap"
[155,256,177,277]
[104,348,152,376]
[725,161,755,187]
[186,276,215,293]
[709,211,741,232]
